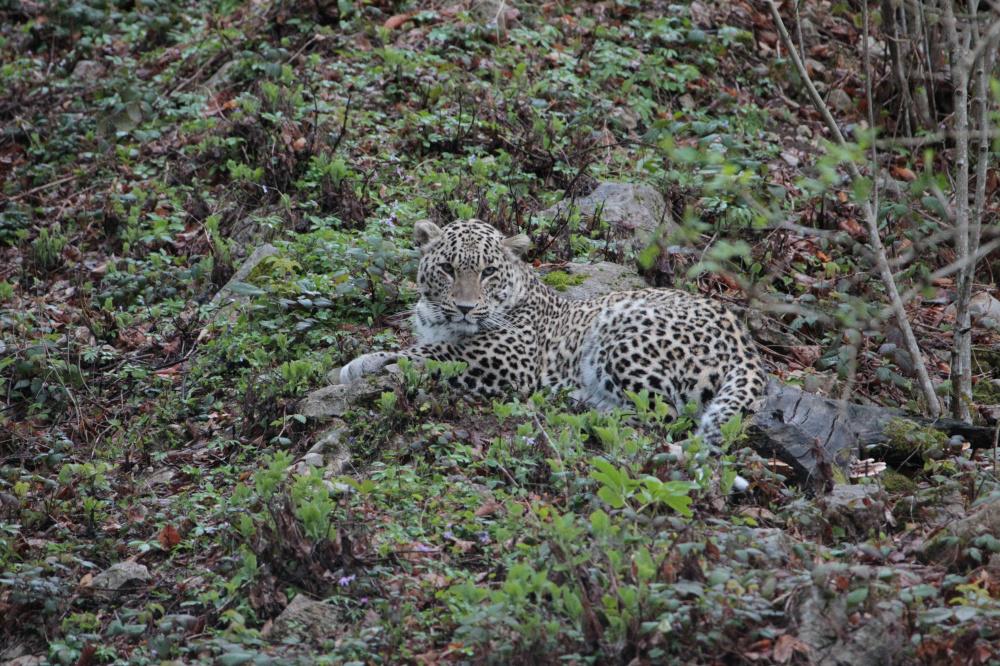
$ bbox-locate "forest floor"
[2,1,1000,664]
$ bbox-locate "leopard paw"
[338,352,400,384]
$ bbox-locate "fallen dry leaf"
[383,13,412,30]
[158,523,182,550]
[773,633,810,663]
[475,500,502,517]
[890,165,917,182]
[839,217,864,237]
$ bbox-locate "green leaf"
[634,547,656,581]
[846,586,869,606]
[227,281,266,297]
[597,486,625,509]
[590,509,610,535]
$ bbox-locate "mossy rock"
[972,377,1000,403]
[883,417,948,458]
[541,270,587,291]
[881,469,917,494]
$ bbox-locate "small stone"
[90,561,152,593]
[71,60,105,81]
[804,58,827,79]
[2,656,46,666]
[827,88,853,113]
[780,151,800,167]
[799,17,819,43]
[301,452,324,468]
[158,614,199,631]
[208,243,278,309]
[820,484,893,538]
[143,467,176,489]
[609,106,639,131]
[266,594,342,642]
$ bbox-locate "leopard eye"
[481,266,497,278]
[439,263,455,278]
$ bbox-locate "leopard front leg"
[337,351,402,384]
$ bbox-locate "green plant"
[31,225,68,270]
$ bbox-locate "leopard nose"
[456,304,475,315]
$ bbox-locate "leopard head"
[411,219,531,343]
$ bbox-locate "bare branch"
[767,0,943,417]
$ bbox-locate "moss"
[973,346,1000,374]
[542,270,587,291]
[881,469,917,494]
[883,418,947,457]
[972,377,1000,403]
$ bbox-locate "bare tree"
[945,0,999,421]
[767,0,944,417]
[770,0,1000,422]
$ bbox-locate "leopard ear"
[502,233,531,256]
[413,219,443,252]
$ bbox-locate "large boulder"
[539,182,677,259]
[542,261,647,300]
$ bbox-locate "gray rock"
[311,423,352,477]
[799,17,820,43]
[472,0,519,33]
[158,614,200,631]
[266,594,342,642]
[827,88,853,113]
[71,60,105,81]
[945,292,1000,329]
[820,484,893,538]
[301,452,325,468]
[609,106,640,132]
[142,466,177,489]
[1,655,46,666]
[920,497,1000,564]
[546,261,647,300]
[794,586,907,666]
[90,561,151,592]
[209,243,278,309]
[713,527,793,567]
[302,370,401,419]
[539,182,676,259]
[203,60,237,91]
[198,244,280,343]
[805,57,827,79]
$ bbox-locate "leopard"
[338,219,767,446]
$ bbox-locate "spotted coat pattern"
[340,219,767,444]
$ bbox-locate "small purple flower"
[338,574,356,587]
[478,532,490,545]
[443,530,455,540]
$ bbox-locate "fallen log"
[749,380,996,486]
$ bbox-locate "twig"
[330,90,353,155]
[10,173,79,200]
[767,0,942,417]
[875,128,1000,148]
